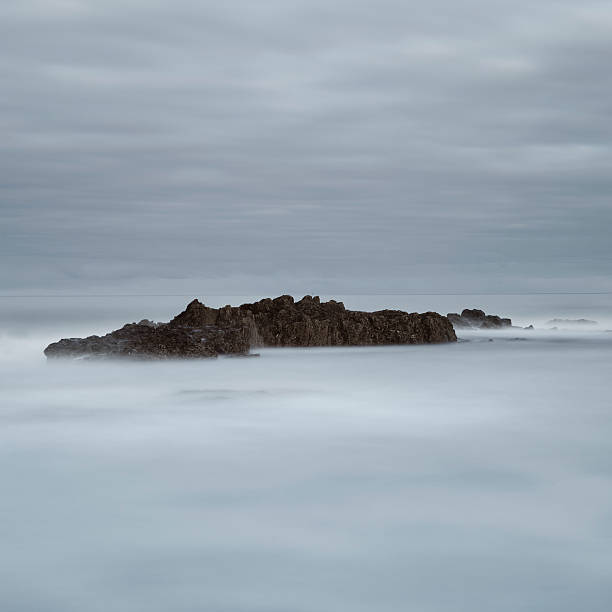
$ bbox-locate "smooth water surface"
[1,295,611,611]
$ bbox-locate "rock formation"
[44,318,252,360]
[44,295,457,360]
[546,318,597,327]
[446,309,512,330]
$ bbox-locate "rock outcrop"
[44,295,457,360]
[546,318,597,327]
[44,318,252,360]
[182,295,456,346]
[447,309,512,330]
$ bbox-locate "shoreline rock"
[447,309,513,330]
[44,294,457,360]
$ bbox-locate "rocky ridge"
[44,295,457,360]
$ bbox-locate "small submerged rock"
[546,318,598,328]
[447,309,513,330]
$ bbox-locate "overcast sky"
[2,0,611,294]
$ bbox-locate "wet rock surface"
[45,295,457,359]
[44,321,252,360]
[238,295,454,347]
[447,309,513,330]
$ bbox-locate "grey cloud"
[1,0,611,293]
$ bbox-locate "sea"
[1,293,611,612]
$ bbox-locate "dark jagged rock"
[171,299,262,346]
[247,295,455,346]
[172,295,456,347]
[447,309,512,330]
[45,295,457,360]
[44,320,252,360]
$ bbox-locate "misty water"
[1,294,612,611]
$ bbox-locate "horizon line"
[0,291,611,298]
